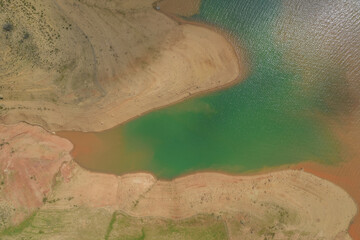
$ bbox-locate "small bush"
[23,32,30,39]
[3,23,13,32]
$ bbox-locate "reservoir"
[59,0,359,179]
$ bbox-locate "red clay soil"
[294,116,360,240]
[297,159,360,240]
[0,123,72,223]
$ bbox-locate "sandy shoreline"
[154,6,360,239]
[152,9,360,239]
[0,122,357,239]
[55,10,249,133]
[0,0,246,133]
[57,7,359,238]
[57,126,360,240]
[296,161,359,240]
[292,115,360,240]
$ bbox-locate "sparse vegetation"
[104,212,117,240]
[2,22,13,32]
[0,141,9,149]
[0,212,37,236]
[0,208,113,239]
[23,31,30,39]
[0,209,229,240]
[108,213,227,240]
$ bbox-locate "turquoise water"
[69,0,360,178]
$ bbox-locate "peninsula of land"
[0,0,244,132]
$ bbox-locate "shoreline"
[55,10,249,134]
[1,122,358,239]
[294,160,360,240]
[0,0,245,133]
[57,129,360,239]
[55,7,359,239]
[1,1,358,239]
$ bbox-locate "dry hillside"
[0,0,243,132]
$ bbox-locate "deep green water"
[68,0,360,179]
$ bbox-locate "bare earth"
[0,0,243,132]
[0,123,356,239]
[156,0,202,17]
[293,113,360,240]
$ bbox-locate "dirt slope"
[0,0,243,132]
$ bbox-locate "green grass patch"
[1,211,37,236]
[108,213,228,240]
[104,212,117,240]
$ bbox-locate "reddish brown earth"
[0,123,72,225]
[294,115,360,240]
[299,160,360,240]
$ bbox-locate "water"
[60,0,360,179]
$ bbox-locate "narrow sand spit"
[0,0,244,132]
[0,123,356,239]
